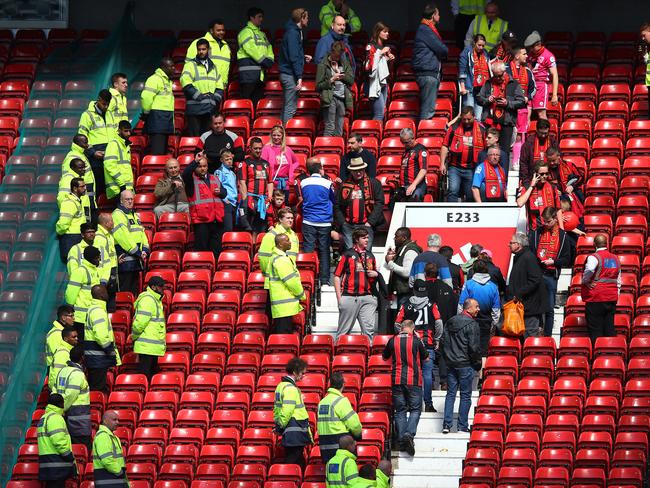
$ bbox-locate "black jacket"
[476,77,526,127]
[468,261,507,296]
[505,246,549,316]
[426,278,458,324]
[448,260,463,294]
[440,312,481,369]
[528,228,572,279]
[335,175,385,229]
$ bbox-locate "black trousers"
[194,221,224,259]
[240,81,264,109]
[284,445,306,469]
[149,133,169,155]
[498,125,515,159]
[223,203,236,233]
[88,367,108,392]
[71,434,91,452]
[58,234,82,263]
[45,480,67,488]
[273,316,294,334]
[139,353,159,380]
[186,113,213,137]
[90,157,106,197]
[119,271,140,297]
[454,13,474,49]
[585,301,617,343]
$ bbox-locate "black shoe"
[458,427,471,434]
[424,404,437,412]
[401,435,415,456]
[442,425,451,434]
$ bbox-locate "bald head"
[339,434,356,451]
[594,234,608,249]
[91,284,109,301]
[275,233,291,252]
[98,212,114,232]
[378,460,392,477]
[102,410,120,431]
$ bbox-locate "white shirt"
[582,247,621,292]
[385,249,419,279]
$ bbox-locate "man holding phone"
[475,61,525,157]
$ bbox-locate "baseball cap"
[413,279,429,297]
[149,276,166,287]
[502,30,517,42]
[480,249,493,259]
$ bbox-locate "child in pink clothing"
[524,30,559,121]
[261,125,300,200]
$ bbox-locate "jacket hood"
[472,273,492,285]
[447,313,476,333]
[409,296,430,310]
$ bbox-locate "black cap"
[502,30,517,41]
[413,279,428,297]
[149,276,166,287]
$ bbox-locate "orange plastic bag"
[502,299,525,336]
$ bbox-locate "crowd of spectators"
[41,1,647,485]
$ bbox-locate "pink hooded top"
[261,143,300,185]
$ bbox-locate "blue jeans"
[371,85,388,120]
[447,166,474,202]
[302,223,331,285]
[393,384,423,440]
[543,274,558,337]
[462,91,483,121]
[422,348,439,406]
[443,366,475,430]
[280,73,299,125]
[415,75,440,120]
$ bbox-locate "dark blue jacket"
[412,24,448,76]
[314,29,356,72]
[279,20,305,80]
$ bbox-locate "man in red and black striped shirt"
[334,227,378,340]
[397,128,428,201]
[440,106,486,202]
[238,137,274,234]
[382,319,428,456]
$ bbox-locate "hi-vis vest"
[78,101,116,147]
[268,247,305,319]
[582,249,620,303]
[459,0,486,15]
[473,15,508,51]
[258,224,300,288]
[188,173,224,224]
[132,287,166,356]
[141,68,174,113]
[37,404,76,481]
[273,376,312,447]
[93,424,128,486]
[104,135,133,199]
[317,388,362,459]
[185,31,231,85]
[56,362,91,436]
[65,260,100,324]
[108,87,129,123]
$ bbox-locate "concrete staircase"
[312,160,572,487]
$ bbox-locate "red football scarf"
[472,50,490,88]
[421,18,442,38]
[537,225,561,269]
[510,61,530,95]
[483,162,506,200]
[487,73,511,127]
[533,136,550,161]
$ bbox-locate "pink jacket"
[261,143,300,185]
